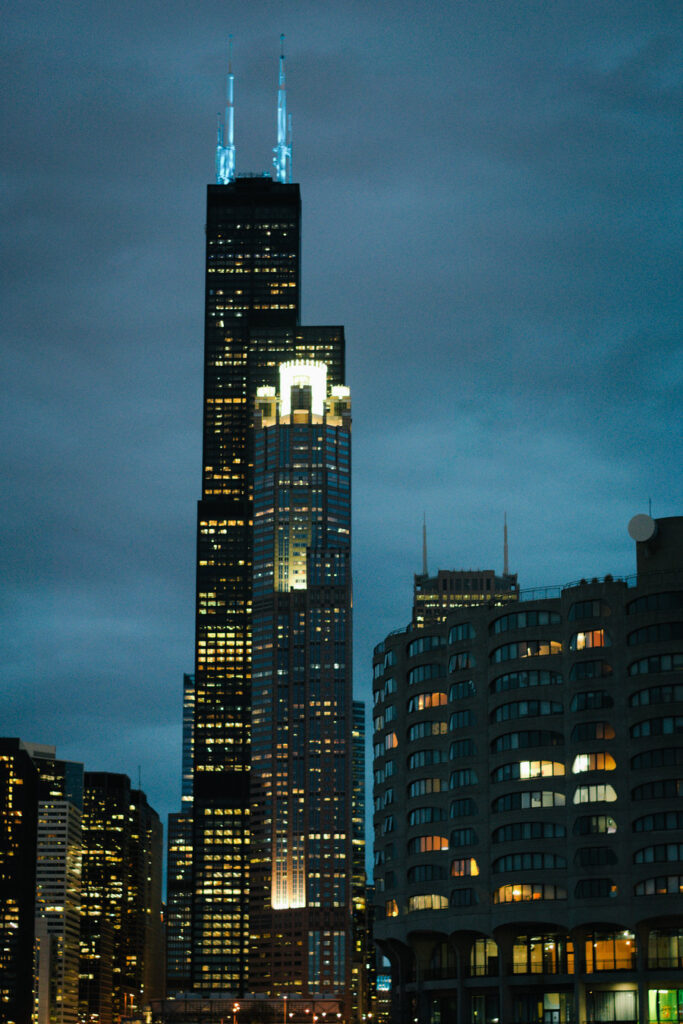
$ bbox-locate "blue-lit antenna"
[273,34,292,183]
[216,36,236,184]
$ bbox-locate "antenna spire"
[503,512,509,576]
[422,513,429,577]
[273,33,292,183]
[216,36,236,184]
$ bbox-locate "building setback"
[372,515,683,1024]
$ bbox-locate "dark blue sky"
[2,0,681,864]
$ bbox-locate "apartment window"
[492,821,566,843]
[407,634,445,657]
[573,815,617,835]
[493,851,566,872]
[628,622,683,645]
[573,784,617,804]
[570,690,613,712]
[631,716,683,738]
[634,842,683,864]
[492,790,565,812]
[575,877,617,898]
[451,856,479,876]
[634,811,683,833]
[449,738,477,759]
[449,679,476,701]
[493,883,567,903]
[491,609,561,633]
[448,622,475,643]
[407,893,448,911]
[571,752,616,773]
[627,591,683,614]
[490,669,562,694]
[570,629,610,651]
[491,699,562,723]
[449,651,475,672]
[629,652,683,675]
[635,875,683,896]
[492,640,562,663]
[569,660,613,680]
[407,834,448,854]
[569,599,611,620]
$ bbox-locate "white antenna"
[422,513,428,577]
[216,36,236,184]
[504,512,509,576]
[273,34,292,183]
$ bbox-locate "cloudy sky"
[3,0,681,870]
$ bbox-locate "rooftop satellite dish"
[628,513,656,543]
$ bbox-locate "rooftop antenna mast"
[273,34,292,183]
[503,512,509,576]
[422,513,429,577]
[216,35,236,184]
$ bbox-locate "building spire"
[273,33,292,183]
[503,512,509,576]
[216,36,236,184]
[422,513,429,577]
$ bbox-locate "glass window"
[493,851,566,872]
[569,659,613,680]
[648,988,683,1022]
[627,591,683,614]
[575,846,618,867]
[407,634,445,657]
[407,893,448,911]
[449,651,475,672]
[632,779,683,801]
[491,730,563,753]
[573,784,617,804]
[629,652,683,675]
[450,857,479,876]
[450,798,477,818]
[491,609,561,633]
[492,790,565,812]
[512,933,574,975]
[568,599,611,621]
[570,629,610,651]
[628,622,683,645]
[448,622,475,643]
[648,929,683,969]
[407,720,448,741]
[634,842,683,864]
[571,720,615,741]
[450,768,478,788]
[630,682,683,706]
[634,811,683,833]
[407,749,445,770]
[449,679,476,701]
[407,863,447,883]
[408,777,445,798]
[573,815,617,835]
[571,752,617,773]
[407,690,447,713]
[493,883,567,903]
[632,746,683,770]
[490,669,562,694]
[632,716,683,738]
[575,877,618,898]
[570,690,613,711]
[584,930,636,971]
[408,805,446,826]
[469,938,498,977]
[449,738,476,759]
[491,640,562,663]
[406,834,448,854]
[491,760,565,783]
[450,709,475,731]
[635,875,683,896]
[492,821,566,843]
[450,888,477,907]
[451,827,477,847]
[491,699,563,723]
[408,663,446,686]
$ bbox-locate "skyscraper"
[0,738,38,1024]
[27,744,84,1024]
[247,363,352,1008]
[189,46,350,997]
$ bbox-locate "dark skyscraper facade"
[191,178,345,991]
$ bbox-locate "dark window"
[628,622,683,645]
[490,669,562,694]
[627,591,683,615]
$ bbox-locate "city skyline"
[3,1,682,860]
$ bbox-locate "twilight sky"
[2,0,682,867]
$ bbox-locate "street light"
[232,1002,240,1024]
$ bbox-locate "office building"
[166,674,195,993]
[28,745,84,1024]
[372,515,683,1024]
[247,363,353,1011]
[189,46,351,998]
[0,738,38,1024]
[80,772,163,1022]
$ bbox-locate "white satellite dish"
[628,514,656,543]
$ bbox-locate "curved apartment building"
[372,516,683,1024]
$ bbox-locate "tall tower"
[190,47,348,994]
[248,363,352,1010]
